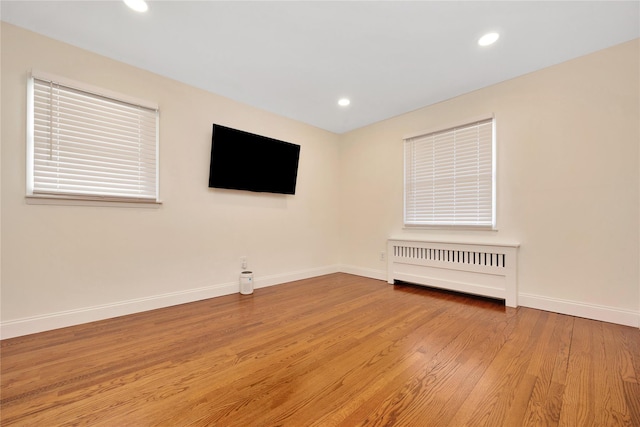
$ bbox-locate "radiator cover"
[387,238,520,307]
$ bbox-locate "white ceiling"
[2,1,639,134]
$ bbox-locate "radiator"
[387,238,519,307]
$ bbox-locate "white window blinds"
[27,73,159,202]
[404,117,495,228]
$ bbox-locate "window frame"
[26,70,161,207]
[403,115,496,230]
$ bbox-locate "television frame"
[208,124,301,195]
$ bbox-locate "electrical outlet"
[380,251,386,262]
[240,256,247,270]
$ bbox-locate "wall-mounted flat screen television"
[208,124,301,195]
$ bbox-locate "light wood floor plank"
[521,313,573,427]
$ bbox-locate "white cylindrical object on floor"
[240,271,254,295]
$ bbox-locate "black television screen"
[208,124,301,195]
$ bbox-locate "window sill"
[403,225,497,232]
[26,195,162,208]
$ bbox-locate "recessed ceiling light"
[338,98,350,107]
[123,0,148,13]
[478,32,499,46]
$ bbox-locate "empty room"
[1,1,639,426]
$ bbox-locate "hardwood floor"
[1,273,639,426]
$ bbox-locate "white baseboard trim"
[4,267,637,339]
[255,265,341,289]
[0,281,238,340]
[0,265,342,339]
[339,265,387,281]
[519,293,640,328]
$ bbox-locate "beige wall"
[1,23,639,334]
[1,23,341,331]
[339,39,639,319]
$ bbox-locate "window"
[27,71,159,204]
[404,116,495,228]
